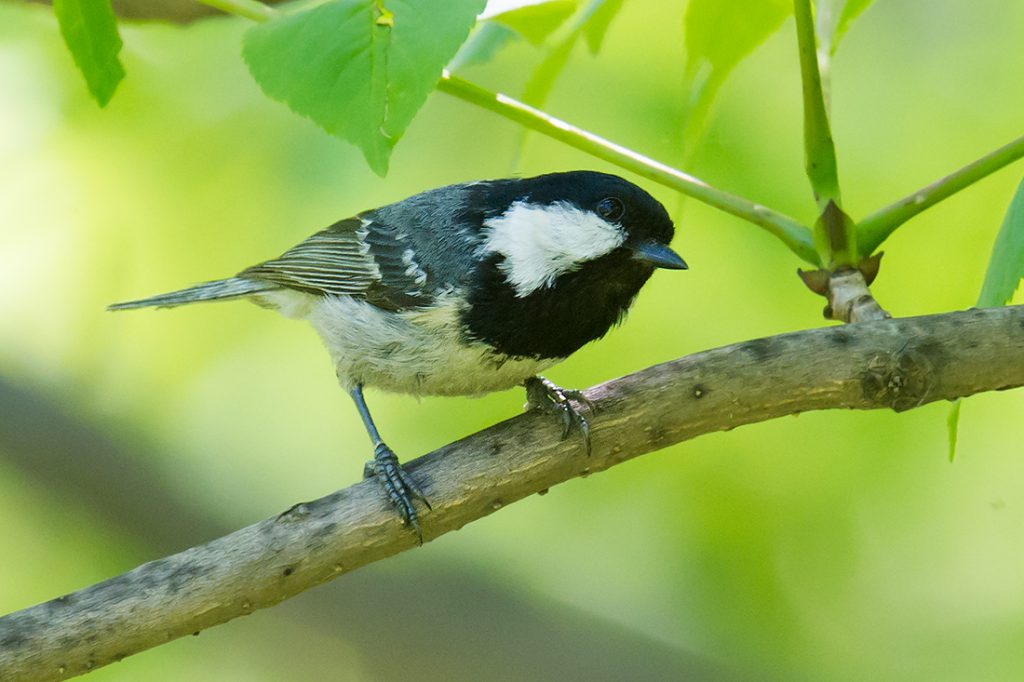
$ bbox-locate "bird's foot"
[524,376,595,455]
[363,443,431,543]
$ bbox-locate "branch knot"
[861,344,936,411]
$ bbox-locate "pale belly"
[261,291,559,396]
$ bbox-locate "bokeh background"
[2,0,1024,679]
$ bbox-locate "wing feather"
[238,218,379,297]
[238,216,436,310]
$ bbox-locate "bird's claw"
[363,443,431,543]
[525,376,594,455]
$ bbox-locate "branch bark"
[2,306,1024,680]
[0,378,722,680]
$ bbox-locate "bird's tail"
[107,277,275,311]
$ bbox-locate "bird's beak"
[630,241,688,270]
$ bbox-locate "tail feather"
[108,277,275,311]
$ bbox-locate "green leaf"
[814,0,875,57]
[977,176,1024,307]
[243,0,487,175]
[52,0,125,107]
[522,33,576,106]
[453,0,586,71]
[833,0,875,53]
[683,0,791,87]
[519,0,620,108]
[582,0,623,54]
[489,0,578,45]
[681,0,790,163]
[450,22,520,70]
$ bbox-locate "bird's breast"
[305,294,558,396]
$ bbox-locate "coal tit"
[110,170,686,537]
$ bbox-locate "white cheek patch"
[481,200,625,297]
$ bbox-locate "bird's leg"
[350,384,431,542]
[524,376,595,456]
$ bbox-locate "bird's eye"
[596,197,625,222]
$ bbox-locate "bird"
[109,170,687,539]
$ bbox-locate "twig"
[794,0,841,209]
[2,305,1023,680]
[437,72,819,265]
[857,134,1024,256]
[825,268,891,322]
[794,0,853,267]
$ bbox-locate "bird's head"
[477,171,686,297]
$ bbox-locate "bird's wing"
[238,216,436,311]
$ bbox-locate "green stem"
[794,0,853,266]
[196,0,275,22]
[858,134,1024,256]
[794,0,841,207]
[812,0,838,113]
[438,72,819,265]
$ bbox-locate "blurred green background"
[2,1,1024,680]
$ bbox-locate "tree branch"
[2,306,1023,680]
[0,378,721,679]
